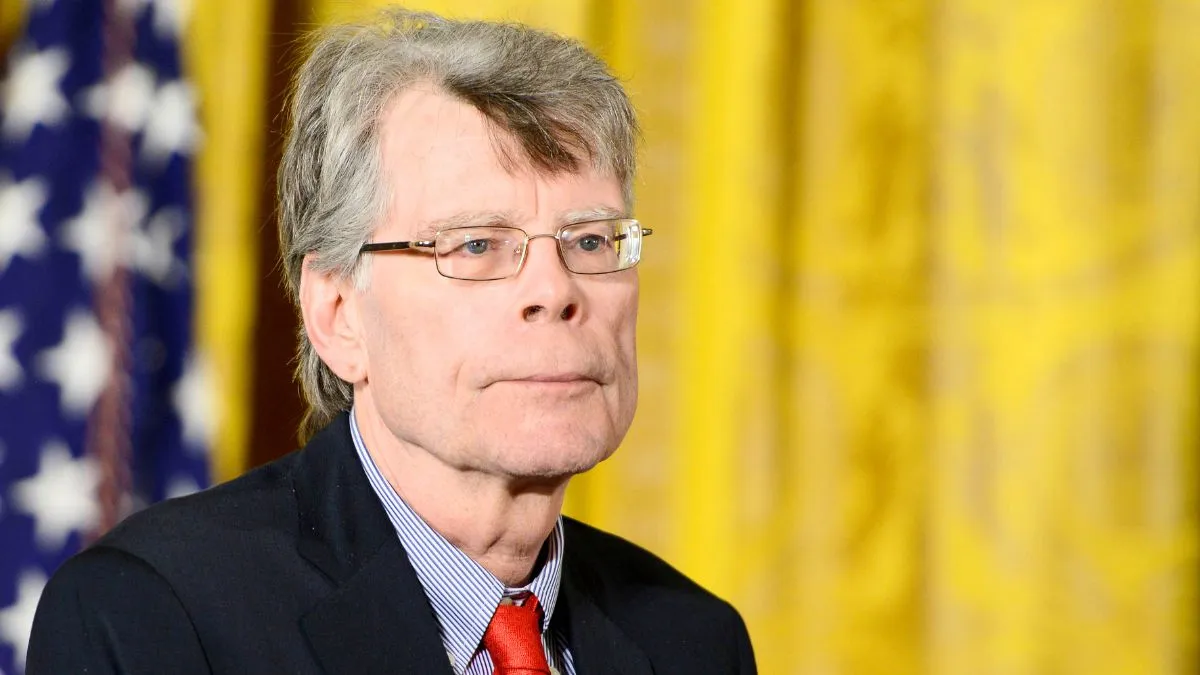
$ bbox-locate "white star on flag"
[165,474,201,499]
[0,310,23,391]
[0,175,49,273]
[0,46,71,142]
[0,568,47,671]
[81,62,157,134]
[173,351,217,451]
[141,80,202,163]
[134,206,188,287]
[35,309,112,418]
[10,440,100,554]
[118,0,193,39]
[59,181,150,286]
[152,0,194,39]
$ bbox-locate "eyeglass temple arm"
[612,228,652,242]
[359,240,436,253]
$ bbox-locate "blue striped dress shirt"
[350,410,577,675]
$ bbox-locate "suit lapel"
[291,414,454,675]
[300,543,454,675]
[556,545,654,675]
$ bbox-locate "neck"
[352,401,567,587]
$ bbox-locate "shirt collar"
[349,408,565,674]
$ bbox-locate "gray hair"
[277,8,640,440]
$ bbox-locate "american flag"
[0,1,210,672]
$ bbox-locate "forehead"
[377,85,622,232]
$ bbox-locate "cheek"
[362,287,479,397]
[610,286,640,360]
[359,298,409,392]
[592,284,640,405]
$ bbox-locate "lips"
[479,352,613,389]
[515,373,596,383]
[483,371,604,389]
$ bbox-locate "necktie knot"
[482,593,550,675]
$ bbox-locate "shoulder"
[28,453,310,673]
[561,517,756,671]
[99,450,303,562]
[561,515,749,627]
[51,449,314,615]
[28,544,212,673]
[562,516,707,594]
[100,413,355,561]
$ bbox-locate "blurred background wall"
[2,0,1198,673]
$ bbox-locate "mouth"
[520,373,597,383]
[488,373,602,391]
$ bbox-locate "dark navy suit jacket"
[27,413,757,674]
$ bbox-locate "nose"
[515,234,581,323]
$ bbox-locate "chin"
[485,433,618,481]
[460,398,632,479]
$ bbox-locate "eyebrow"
[414,205,628,238]
[414,211,516,238]
[558,205,627,224]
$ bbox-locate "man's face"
[353,85,639,481]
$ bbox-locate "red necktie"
[482,594,551,675]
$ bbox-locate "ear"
[299,254,368,384]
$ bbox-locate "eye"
[577,234,607,252]
[463,238,491,255]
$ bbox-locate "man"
[28,8,756,674]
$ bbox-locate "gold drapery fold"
[188,1,272,482]
[924,2,1200,672]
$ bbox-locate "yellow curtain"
[252,1,1200,672]
[0,1,24,53]
[187,1,271,482]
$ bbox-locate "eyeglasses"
[358,218,652,281]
